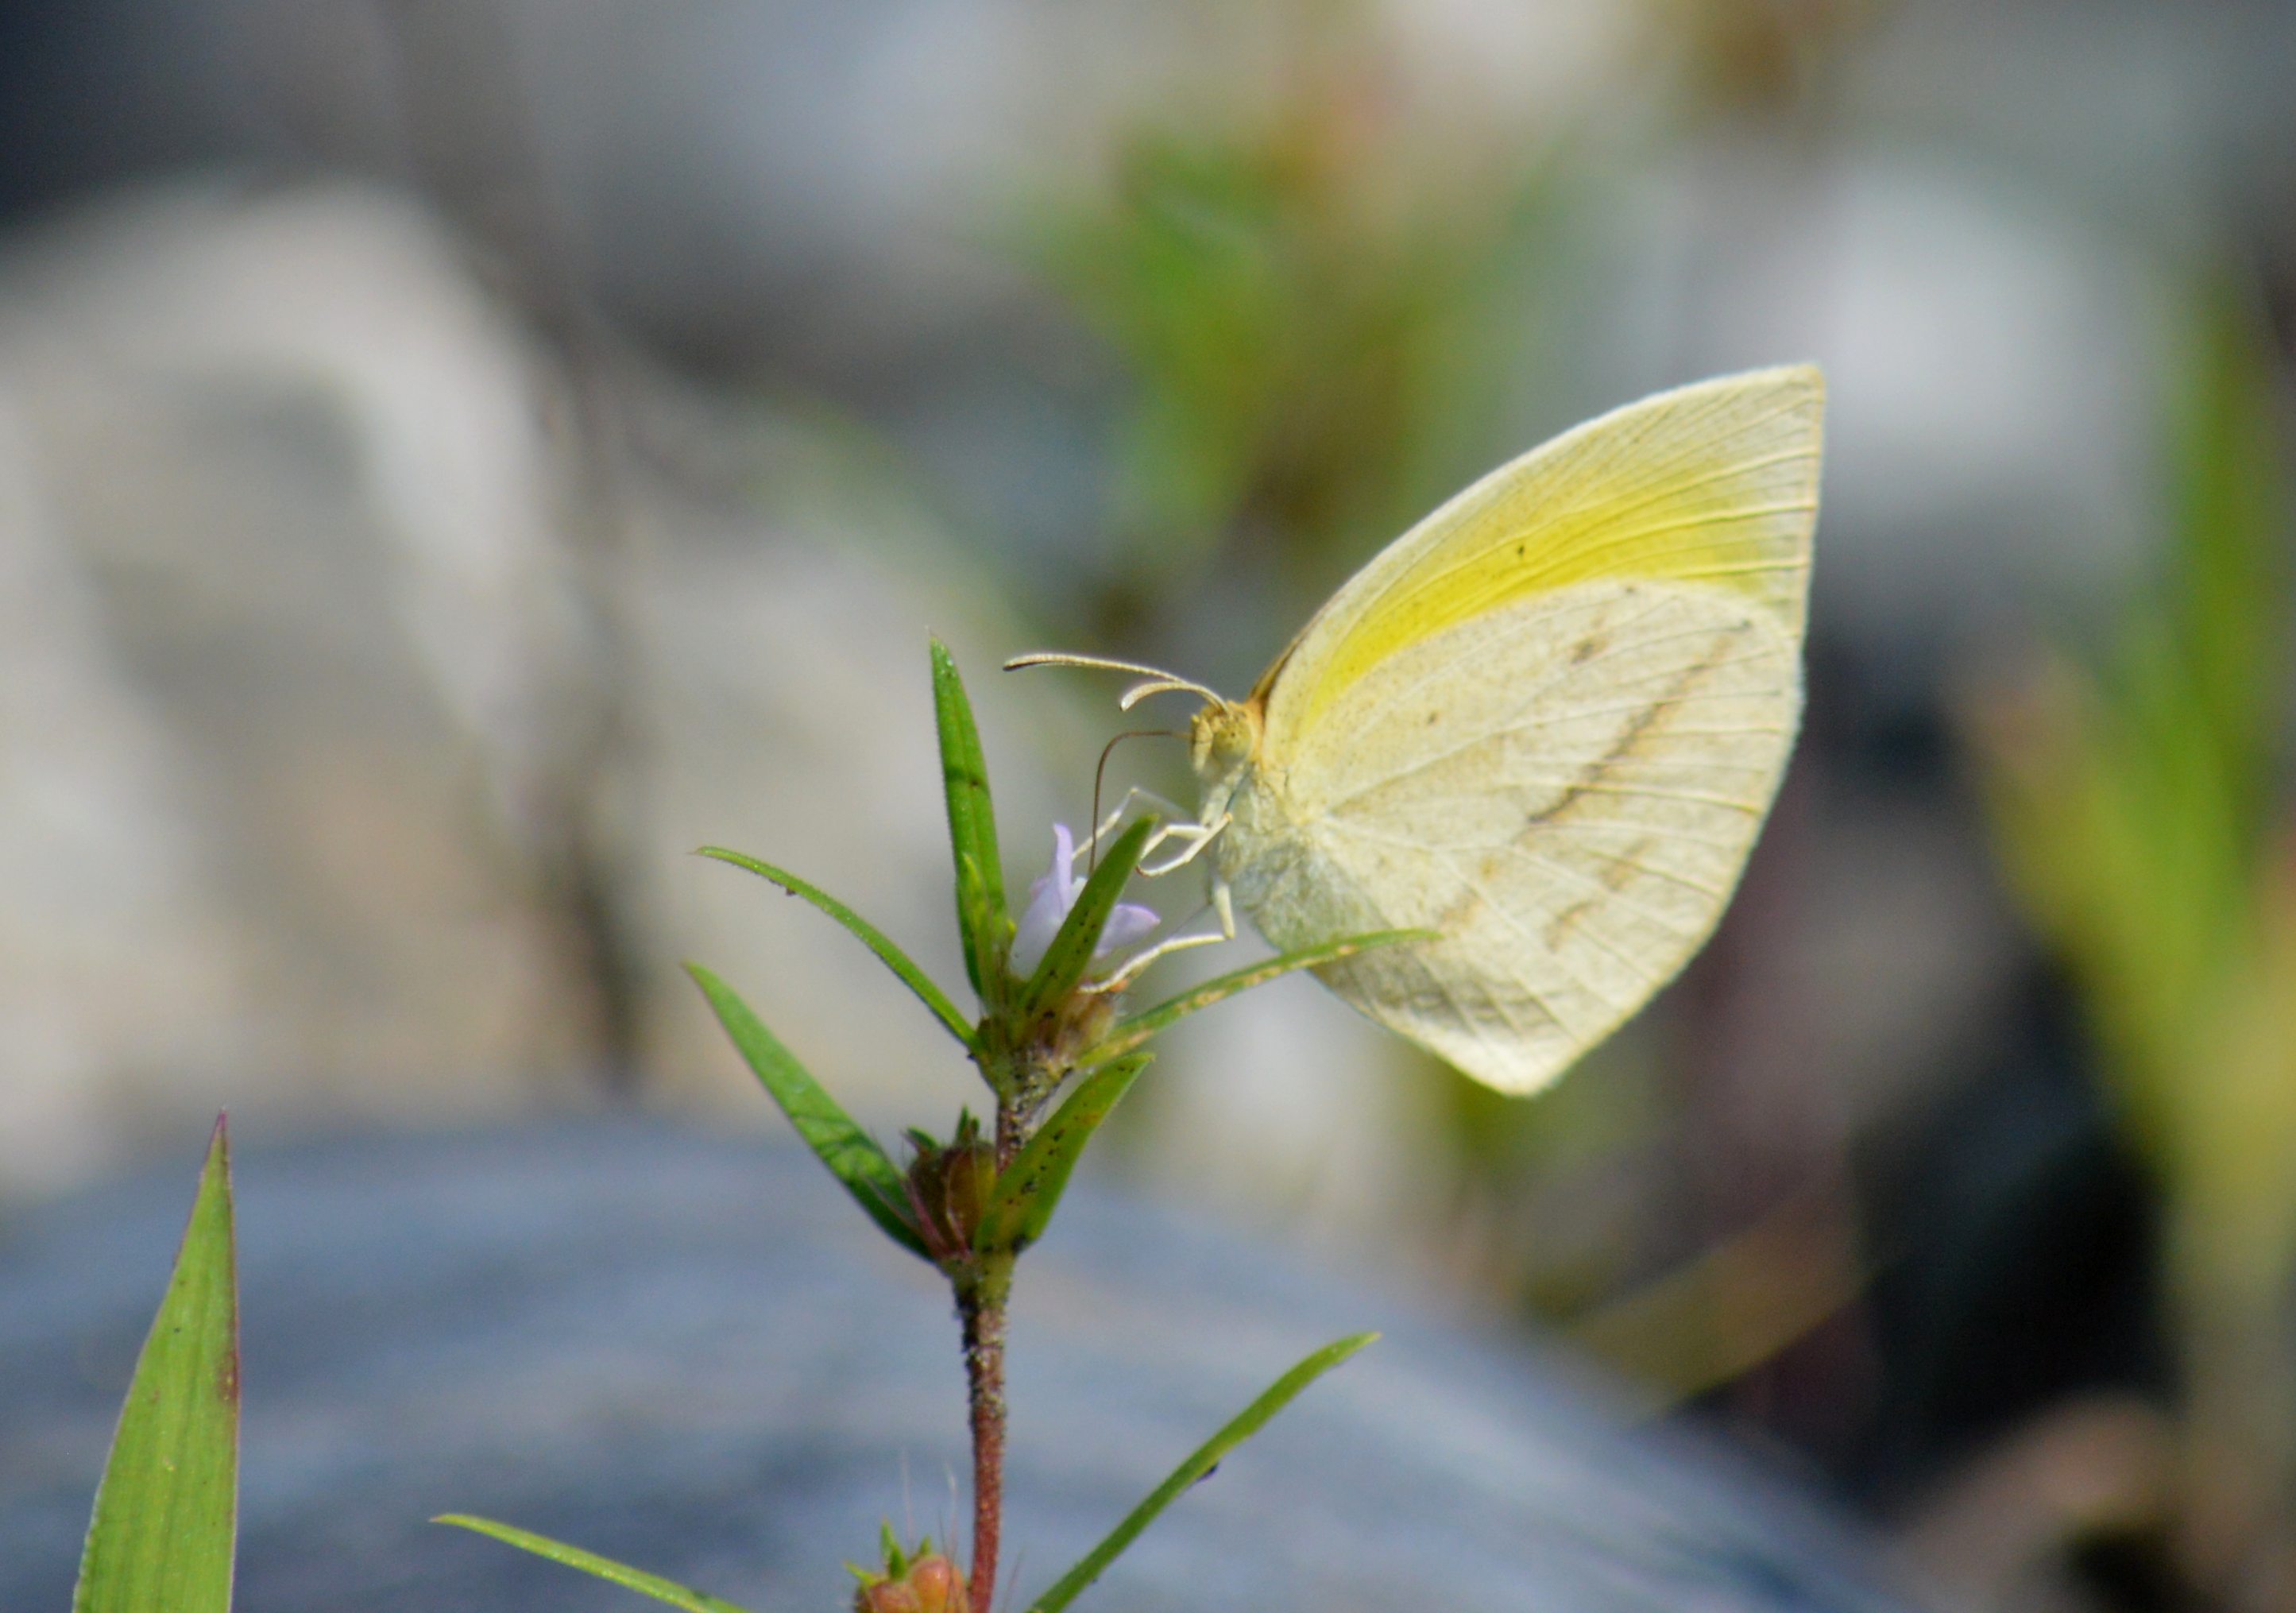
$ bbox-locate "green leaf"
[687,962,929,1261]
[1024,1333,1377,1613]
[74,1116,239,1613]
[2167,280,2286,833]
[435,1515,756,1613]
[698,846,974,1046]
[956,852,1005,1012]
[930,639,1008,1004]
[1079,930,1432,1065]
[974,1054,1149,1255]
[1015,817,1158,1023]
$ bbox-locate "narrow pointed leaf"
[1024,1333,1377,1613]
[974,1054,1149,1255]
[1016,817,1158,1023]
[435,1515,755,1613]
[1080,930,1432,1065]
[74,1117,239,1613]
[698,846,972,1045]
[957,851,1005,1006]
[930,639,1008,1002]
[687,963,929,1260]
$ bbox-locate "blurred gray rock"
[0,184,606,1192]
[0,181,1073,1191]
[0,387,238,1190]
[0,178,1441,1244]
[0,1122,1932,1613]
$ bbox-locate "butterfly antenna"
[1088,729,1178,873]
[1003,651,1225,710]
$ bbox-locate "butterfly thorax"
[1191,696,1315,916]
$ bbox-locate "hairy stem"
[961,1261,1012,1610]
[964,1058,1051,1607]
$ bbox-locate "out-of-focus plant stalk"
[1974,280,2295,1597]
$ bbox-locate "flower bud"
[937,1142,996,1240]
[1058,987,1118,1055]
[853,1549,970,1613]
[903,1112,997,1267]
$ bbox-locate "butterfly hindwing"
[1229,580,1799,1092]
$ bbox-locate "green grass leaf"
[698,846,974,1046]
[974,1054,1148,1255]
[1080,930,1432,1065]
[2166,280,2288,838]
[1023,1333,1378,1613]
[930,639,1008,1006]
[1014,817,1158,1023]
[687,962,929,1261]
[435,1515,756,1613]
[74,1117,239,1613]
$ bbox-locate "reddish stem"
[962,1282,1010,1610]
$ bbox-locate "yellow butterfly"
[1013,366,1824,1094]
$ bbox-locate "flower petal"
[1051,822,1080,903]
[1011,823,1080,978]
[1011,875,1068,978]
[1094,901,1161,959]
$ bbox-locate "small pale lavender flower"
[1010,822,1160,979]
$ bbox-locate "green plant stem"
[960,1256,1014,1611]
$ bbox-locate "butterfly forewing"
[1258,366,1820,742]
[1228,367,1821,1093]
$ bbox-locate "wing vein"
[1324,644,1790,811]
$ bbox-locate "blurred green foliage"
[1018,40,1541,623]
[1974,280,2296,1560]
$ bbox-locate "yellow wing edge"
[1259,366,1825,742]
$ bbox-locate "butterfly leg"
[1080,787,1229,876]
[1139,811,1231,877]
[1083,787,1192,861]
[1096,876,1237,992]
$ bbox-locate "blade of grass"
[931,639,1008,1004]
[74,1117,239,1613]
[1023,1333,1378,1613]
[2167,280,2286,832]
[1079,930,1431,1065]
[1015,818,1158,1023]
[687,963,929,1261]
[974,1054,1148,1256]
[435,1516,755,1613]
[698,847,973,1045]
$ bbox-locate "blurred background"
[0,2,2292,1608]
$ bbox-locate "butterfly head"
[1188,697,1260,802]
